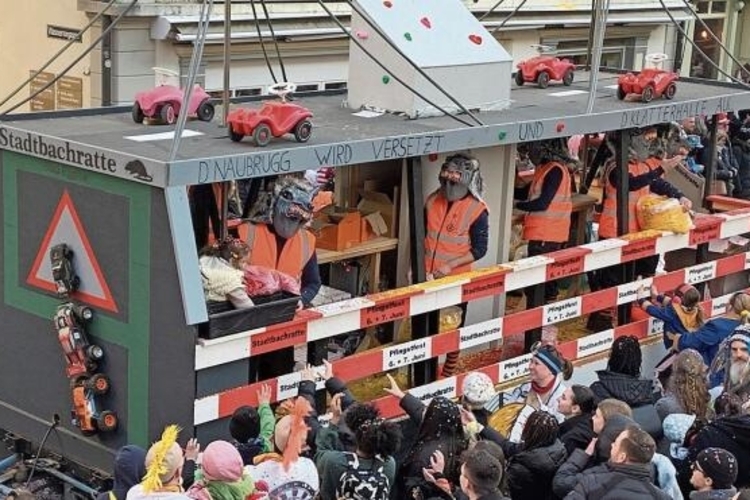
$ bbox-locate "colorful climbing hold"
[428,153,439,162]
[420,17,432,29]
[468,34,483,45]
[383,0,393,7]
[556,122,565,132]
[355,30,369,40]
[382,75,391,84]
[498,131,507,141]
[404,32,412,41]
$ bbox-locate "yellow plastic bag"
[636,194,693,234]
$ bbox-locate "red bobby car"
[515,45,576,89]
[617,54,678,103]
[227,82,313,147]
[132,81,215,125]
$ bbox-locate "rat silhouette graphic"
[125,160,153,182]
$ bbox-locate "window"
[236,88,262,97]
[324,81,347,90]
[294,83,321,93]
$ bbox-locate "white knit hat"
[461,372,495,407]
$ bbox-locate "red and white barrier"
[193,210,750,425]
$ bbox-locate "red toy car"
[132,68,214,125]
[515,45,576,89]
[227,82,313,146]
[617,53,678,103]
[55,302,102,379]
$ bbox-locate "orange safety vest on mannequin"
[244,223,315,281]
[599,160,651,239]
[522,162,573,243]
[424,191,487,275]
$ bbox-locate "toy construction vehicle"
[227,82,313,146]
[515,45,576,89]
[617,53,679,103]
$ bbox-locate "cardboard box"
[312,207,362,251]
[357,190,395,240]
[664,164,707,214]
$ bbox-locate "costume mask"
[247,176,316,240]
[525,138,571,166]
[629,130,653,162]
[273,181,315,239]
[439,154,483,202]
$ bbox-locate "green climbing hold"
[498,131,507,141]
[382,75,391,84]
[404,32,412,41]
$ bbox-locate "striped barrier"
[195,209,750,372]
[194,247,750,425]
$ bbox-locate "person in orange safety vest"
[244,176,321,381]
[588,129,690,332]
[425,154,489,376]
[514,139,574,303]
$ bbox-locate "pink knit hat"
[201,440,244,482]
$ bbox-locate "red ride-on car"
[132,68,215,125]
[227,82,313,146]
[55,302,102,379]
[617,53,678,103]
[515,45,576,89]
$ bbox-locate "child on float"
[636,282,705,389]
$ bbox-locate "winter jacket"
[689,488,738,500]
[655,394,686,422]
[476,425,566,500]
[233,402,275,465]
[677,317,741,386]
[590,371,662,439]
[644,302,698,349]
[506,440,567,500]
[97,445,147,500]
[651,452,683,500]
[314,424,396,500]
[561,462,672,500]
[559,413,595,456]
[687,415,750,488]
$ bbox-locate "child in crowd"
[228,384,275,465]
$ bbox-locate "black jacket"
[687,415,750,488]
[506,440,567,500]
[590,371,662,439]
[562,461,672,500]
[559,413,595,456]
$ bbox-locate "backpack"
[335,452,390,500]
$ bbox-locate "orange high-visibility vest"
[522,162,573,243]
[424,191,487,275]
[244,223,315,281]
[599,160,651,239]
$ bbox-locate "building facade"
[2,0,746,111]
[0,0,92,113]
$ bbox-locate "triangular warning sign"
[27,190,118,313]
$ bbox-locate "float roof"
[1,71,749,188]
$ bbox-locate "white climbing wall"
[347,0,513,118]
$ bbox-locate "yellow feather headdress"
[142,424,182,493]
